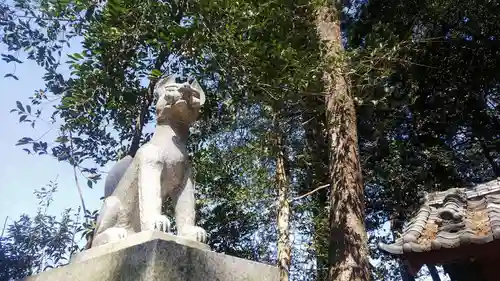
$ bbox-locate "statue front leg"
[138,159,170,232]
[91,196,128,247]
[173,173,207,243]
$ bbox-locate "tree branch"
[293,184,330,201]
[127,48,170,157]
[69,131,87,216]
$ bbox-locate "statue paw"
[112,227,128,241]
[180,226,207,243]
[92,227,128,247]
[153,214,171,233]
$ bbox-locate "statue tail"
[104,155,134,198]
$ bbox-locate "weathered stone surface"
[72,231,210,263]
[23,232,278,281]
[91,75,208,249]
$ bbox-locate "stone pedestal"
[21,231,279,281]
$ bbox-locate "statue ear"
[191,79,205,105]
[154,75,176,99]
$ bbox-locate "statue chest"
[138,142,189,192]
[159,145,189,191]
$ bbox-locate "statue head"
[153,75,206,125]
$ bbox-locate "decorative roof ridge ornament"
[437,188,467,222]
[425,178,500,205]
[378,178,500,259]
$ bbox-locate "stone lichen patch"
[466,209,490,236]
[418,220,439,247]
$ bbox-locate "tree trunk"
[127,48,170,157]
[427,264,441,281]
[399,261,416,281]
[127,1,185,157]
[314,3,371,281]
[127,94,153,157]
[303,96,330,281]
[276,132,292,281]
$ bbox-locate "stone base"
[21,231,278,281]
[71,231,211,263]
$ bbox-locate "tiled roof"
[379,178,500,255]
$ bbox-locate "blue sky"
[0,43,105,243]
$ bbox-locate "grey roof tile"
[379,178,500,255]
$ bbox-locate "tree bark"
[399,261,416,281]
[127,2,185,157]
[427,264,441,281]
[127,48,170,157]
[315,3,371,281]
[276,131,292,281]
[303,96,330,281]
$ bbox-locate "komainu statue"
[89,75,207,248]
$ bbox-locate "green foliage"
[350,0,500,221]
[0,0,329,279]
[0,180,81,281]
[2,1,325,277]
[346,0,500,279]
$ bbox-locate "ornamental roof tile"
[379,178,500,255]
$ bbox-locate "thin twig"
[69,131,88,216]
[293,184,330,201]
[1,216,9,238]
[301,116,315,126]
[34,127,53,141]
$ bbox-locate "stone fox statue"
[89,75,207,248]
